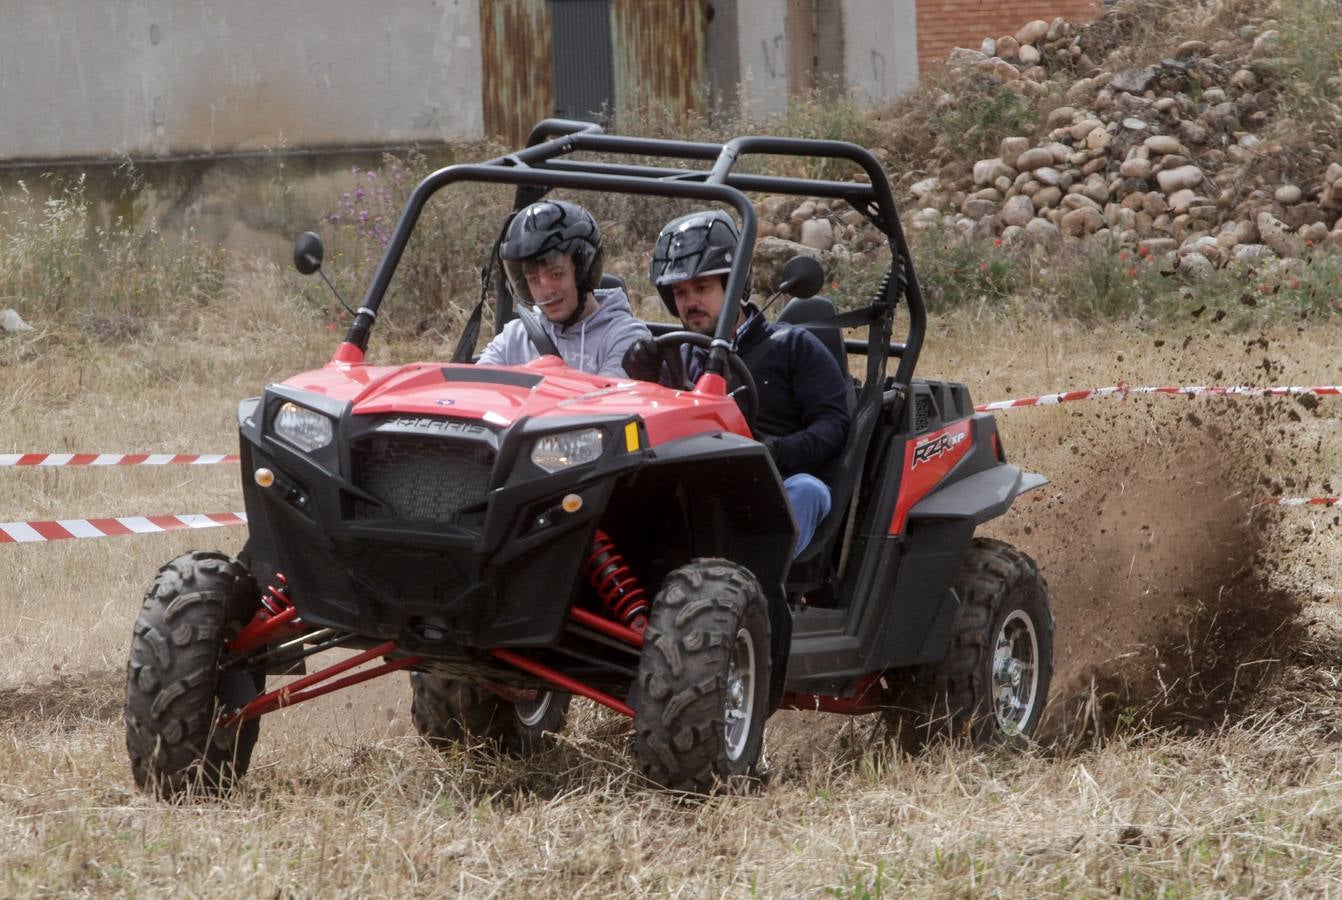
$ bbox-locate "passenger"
[478,199,650,377]
[623,210,851,557]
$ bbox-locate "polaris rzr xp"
[124,120,1053,796]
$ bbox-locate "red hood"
[281,356,749,445]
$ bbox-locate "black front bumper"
[239,391,638,658]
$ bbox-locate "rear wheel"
[124,551,264,798]
[634,559,770,792]
[409,673,570,755]
[884,537,1053,750]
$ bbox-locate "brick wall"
[916,1,1103,74]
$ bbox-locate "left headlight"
[530,428,605,473]
[273,401,334,452]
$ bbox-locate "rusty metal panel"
[611,0,705,122]
[481,0,554,145]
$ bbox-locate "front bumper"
[239,389,642,657]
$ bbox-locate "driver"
[477,199,650,377]
[623,210,851,557]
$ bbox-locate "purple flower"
[354,188,366,201]
[328,213,340,223]
[359,210,370,223]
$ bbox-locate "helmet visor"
[651,222,733,286]
[502,249,569,305]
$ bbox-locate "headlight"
[530,428,605,473]
[273,402,334,452]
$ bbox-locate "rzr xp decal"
[888,420,974,534]
[911,430,967,467]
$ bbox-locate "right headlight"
[273,401,334,453]
[530,428,605,473]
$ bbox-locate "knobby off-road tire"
[125,551,264,798]
[410,673,571,755]
[886,537,1053,751]
[634,559,771,792]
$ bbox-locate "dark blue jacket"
[687,305,851,483]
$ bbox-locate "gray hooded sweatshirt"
[476,287,650,379]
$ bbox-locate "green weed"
[1273,0,1342,131]
[909,226,1018,313]
[829,859,886,899]
[928,81,1037,161]
[0,174,228,340]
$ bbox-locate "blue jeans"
[784,474,832,558]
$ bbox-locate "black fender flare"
[907,464,1047,525]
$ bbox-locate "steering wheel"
[653,331,760,430]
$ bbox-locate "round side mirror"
[293,231,325,275]
[778,254,825,299]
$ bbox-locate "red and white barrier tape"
[977,384,1342,412]
[0,453,240,467]
[1272,497,1342,508]
[0,512,247,544]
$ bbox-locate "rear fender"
[907,464,1048,525]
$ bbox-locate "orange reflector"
[624,422,640,452]
[561,494,583,513]
[254,468,275,488]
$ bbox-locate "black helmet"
[500,199,604,303]
[649,210,751,316]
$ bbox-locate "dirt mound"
[0,669,124,730]
[991,389,1326,737]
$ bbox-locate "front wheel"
[885,537,1053,750]
[634,559,771,792]
[124,551,264,798]
[410,673,570,755]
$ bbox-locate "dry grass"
[4,267,1342,895]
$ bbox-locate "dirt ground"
[3,303,1342,895]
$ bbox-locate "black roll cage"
[343,118,928,387]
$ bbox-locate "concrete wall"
[725,0,920,119]
[0,0,484,162]
[844,0,921,105]
[734,0,791,119]
[1,0,1092,165]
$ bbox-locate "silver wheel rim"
[993,609,1040,735]
[513,692,553,728]
[724,627,756,761]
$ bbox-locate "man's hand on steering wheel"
[620,332,759,429]
[621,337,663,383]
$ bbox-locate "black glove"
[622,337,663,383]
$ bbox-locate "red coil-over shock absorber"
[585,528,649,633]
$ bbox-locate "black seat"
[598,273,628,293]
[777,295,856,413]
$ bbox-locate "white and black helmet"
[649,210,752,316]
[500,199,604,303]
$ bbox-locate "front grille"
[353,436,494,524]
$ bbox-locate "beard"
[681,306,715,335]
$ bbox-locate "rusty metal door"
[481,0,554,144]
[548,0,616,122]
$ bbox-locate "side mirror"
[293,232,325,275]
[777,254,825,299]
